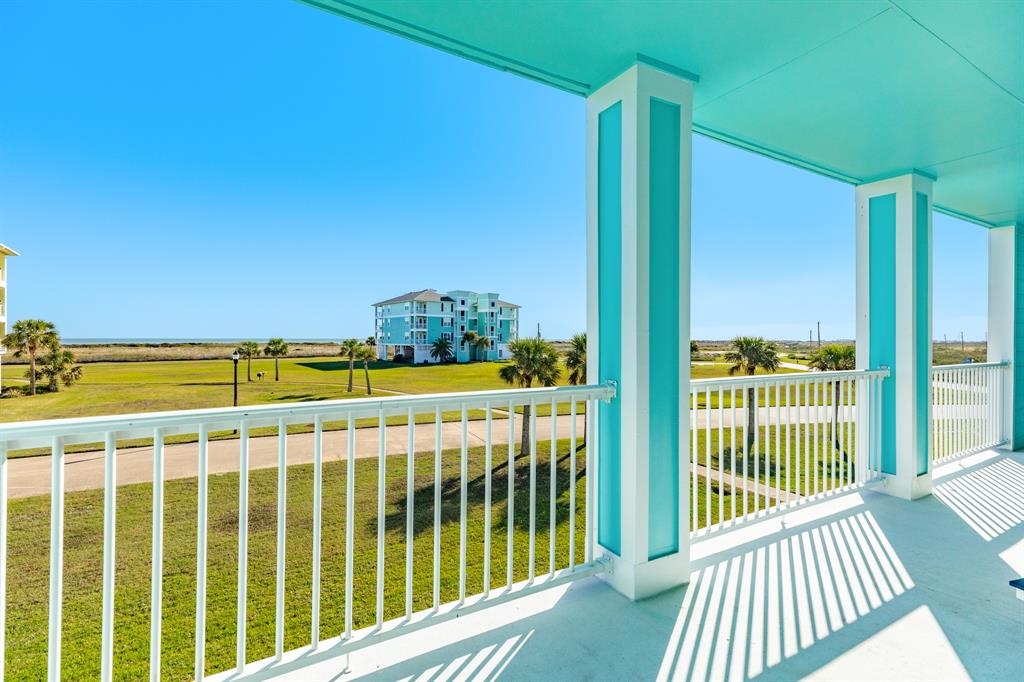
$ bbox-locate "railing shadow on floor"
[344,453,1024,682]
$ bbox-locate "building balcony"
[0,367,1019,680]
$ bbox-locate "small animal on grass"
[255,372,266,381]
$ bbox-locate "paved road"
[8,413,588,499]
[9,405,825,500]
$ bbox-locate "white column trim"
[988,225,1017,447]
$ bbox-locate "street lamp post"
[231,350,240,407]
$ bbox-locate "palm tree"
[340,338,362,392]
[263,338,289,381]
[462,331,480,361]
[430,337,453,363]
[356,345,375,395]
[2,319,59,395]
[724,336,780,449]
[474,335,491,362]
[236,341,261,382]
[499,338,561,453]
[365,336,376,348]
[809,343,856,460]
[565,333,588,446]
[37,346,83,392]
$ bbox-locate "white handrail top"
[691,367,889,388]
[0,382,616,450]
[931,361,1009,371]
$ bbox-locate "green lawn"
[4,438,747,681]
[2,358,792,458]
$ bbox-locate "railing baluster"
[569,400,577,570]
[717,387,724,527]
[784,382,791,506]
[275,419,286,659]
[376,409,386,628]
[507,400,515,588]
[585,398,596,564]
[749,385,757,512]
[813,380,820,497]
[705,385,711,529]
[549,398,557,577]
[459,405,468,602]
[528,399,537,583]
[345,414,355,637]
[47,436,64,682]
[194,427,208,681]
[236,421,249,674]
[730,386,736,523]
[150,429,165,681]
[101,432,116,682]
[692,388,698,531]
[773,382,780,512]
[406,408,416,617]
[312,416,323,647]
[484,402,492,595]
[433,406,441,610]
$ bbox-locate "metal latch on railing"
[597,554,615,574]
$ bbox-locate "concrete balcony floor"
[223,449,1024,681]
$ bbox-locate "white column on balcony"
[988,223,1022,450]
[586,60,694,600]
[855,172,933,500]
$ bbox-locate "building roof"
[0,243,19,257]
[495,300,520,309]
[310,1,1024,228]
[373,289,455,306]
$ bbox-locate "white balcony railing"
[931,361,1009,462]
[688,368,889,535]
[0,382,614,680]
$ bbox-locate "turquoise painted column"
[586,61,694,599]
[988,223,1023,451]
[855,172,933,500]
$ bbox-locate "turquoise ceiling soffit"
[301,0,1024,229]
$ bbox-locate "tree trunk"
[364,361,372,395]
[246,357,252,382]
[49,377,58,392]
[520,402,531,455]
[347,357,354,392]
[274,357,279,381]
[746,385,756,450]
[28,353,36,395]
[581,401,588,448]
[832,380,848,463]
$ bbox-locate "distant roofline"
[374,289,520,308]
[0,243,20,257]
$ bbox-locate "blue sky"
[0,1,988,342]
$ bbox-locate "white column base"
[598,551,690,601]
[878,471,933,501]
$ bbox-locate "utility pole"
[536,323,541,340]
[943,333,947,346]
[960,331,965,353]
[816,321,821,348]
[809,329,813,349]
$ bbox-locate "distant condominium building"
[0,242,20,391]
[374,289,520,364]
